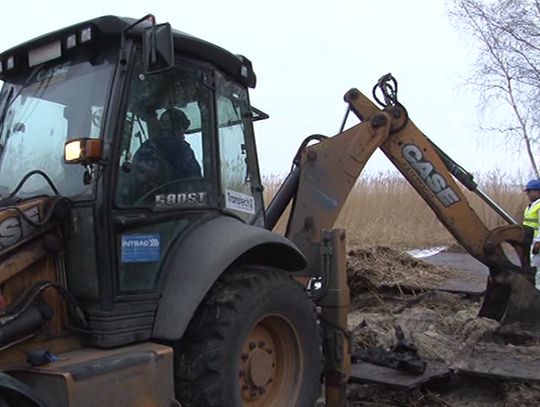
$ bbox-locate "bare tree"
[450,0,540,177]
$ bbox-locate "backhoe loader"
[0,14,537,407]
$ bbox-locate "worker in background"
[523,179,540,290]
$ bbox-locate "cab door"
[214,70,265,227]
[112,53,216,297]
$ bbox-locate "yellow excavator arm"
[269,74,538,326]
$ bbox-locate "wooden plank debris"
[451,348,540,383]
[350,360,450,390]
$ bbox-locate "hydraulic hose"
[265,167,300,230]
[0,303,53,346]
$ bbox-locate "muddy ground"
[345,246,540,406]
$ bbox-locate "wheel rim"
[239,314,303,407]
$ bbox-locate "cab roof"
[0,15,256,88]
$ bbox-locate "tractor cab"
[0,15,268,347]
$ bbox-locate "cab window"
[216,72,263,224]
[116,56,212,209]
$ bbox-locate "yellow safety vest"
[523,199,540,239]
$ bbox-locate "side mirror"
[64,138,103,165]
[143,23,174,74]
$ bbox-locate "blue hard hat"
[524,179,540,191]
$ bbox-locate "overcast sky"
[0,0,533,181]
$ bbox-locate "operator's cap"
[160,108,191,133]
[524,179,540,191]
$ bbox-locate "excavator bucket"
[501,273,540,331]
[477,224,540,332]
[480,269,540,334]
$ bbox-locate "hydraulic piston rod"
[431,138,517,225]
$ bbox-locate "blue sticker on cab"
[121,234,160,263]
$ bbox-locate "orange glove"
[533,242,540,255]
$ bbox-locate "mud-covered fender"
[152,215,307,340]
[0,372,49,406]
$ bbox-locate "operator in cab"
[130,108,201,200]
[523,179,540,290]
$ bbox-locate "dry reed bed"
[264,171,527,248]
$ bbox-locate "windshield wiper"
[0,65,45,156]
[0,86,14,150]
[0,65,44,129]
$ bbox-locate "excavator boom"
[280,74,539,329]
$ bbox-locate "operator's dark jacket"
[131,135,201,198]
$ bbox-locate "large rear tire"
[175,267,322,407]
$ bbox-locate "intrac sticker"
[225,189,255,214]
[121,234,160,263]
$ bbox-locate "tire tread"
[175,267,320,407]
